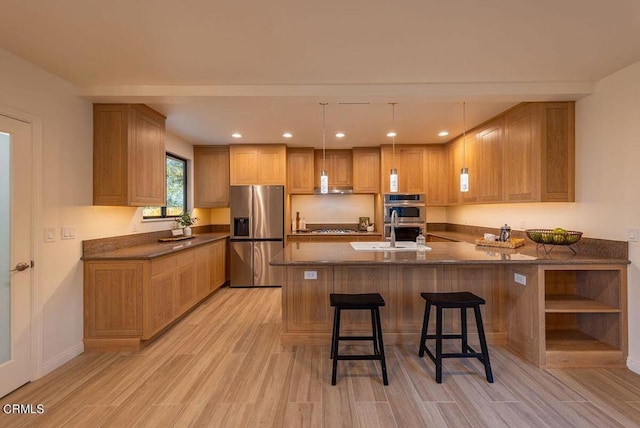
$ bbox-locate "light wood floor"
[3,286,640,427]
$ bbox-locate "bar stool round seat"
[330,293,388,386]
[418,292,494,384]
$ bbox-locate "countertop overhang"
[270,241,629,266]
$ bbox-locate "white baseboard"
[41,342,84,377]
[627,357,640,375]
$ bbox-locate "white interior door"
[0,115,32,398]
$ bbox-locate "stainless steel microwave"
[383,193,426,224]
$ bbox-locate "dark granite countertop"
[270,241,629,266]
[287,231,383,237]
[81,232,229,261]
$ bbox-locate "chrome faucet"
[390,210,398,248]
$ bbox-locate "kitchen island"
[271,241,629,368]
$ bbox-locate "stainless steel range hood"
[313,186,354,195]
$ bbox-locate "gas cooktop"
[310,229,357,234]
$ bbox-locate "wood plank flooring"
[3,286,640,427]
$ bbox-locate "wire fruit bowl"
[525,229,582,254]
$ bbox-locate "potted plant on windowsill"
[176,211,199,236]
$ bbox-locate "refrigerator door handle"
[254,244,262,280]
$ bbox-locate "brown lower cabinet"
[84,239,227,351]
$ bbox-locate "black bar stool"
[330,293,388,385]
[418,292,493,384]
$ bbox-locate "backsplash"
[291,194,375,224]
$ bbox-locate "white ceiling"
[1,0,639,147]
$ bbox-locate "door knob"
[10,262,30,272]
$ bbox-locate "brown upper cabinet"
[230,144,286,185]
[445,101,574,205]
[194,146,230,208]
[352,147,380,193]
[425,145,447,206]
[287,147,315,194]
[314,149,353,188]
[503,102,575,202]
[93,104,166,206]
[380,145,426,194]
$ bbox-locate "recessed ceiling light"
[231,133,242,138]
[283,132,293,138]
[387,131,397,137]
[335,132,345,138]
[438,131,449,137]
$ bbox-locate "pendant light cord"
[321,102,327,170]
[462,101,466,167]
[391,103,396,168]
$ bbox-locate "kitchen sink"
[350,241,430,251]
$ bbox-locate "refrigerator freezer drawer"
[253,240,284,287]
[230,241,254,287]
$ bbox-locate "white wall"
[448,61,640,370]
[0,133,9,364]
[0,46,206,376]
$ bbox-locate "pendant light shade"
[460,101,469,193]
[320,103,329,194]
[389,103,398,193]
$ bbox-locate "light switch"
[628,227,639,242]
[61,226,76,240]
[44,227,56,243]
[304,270,317,280]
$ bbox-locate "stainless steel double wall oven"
[383,193,426,241]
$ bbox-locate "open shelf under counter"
[546,329,619,352]
[545,294,621,313]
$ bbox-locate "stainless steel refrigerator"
[229,185,285,287]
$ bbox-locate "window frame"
[142,152,188,220]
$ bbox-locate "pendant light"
[320,102,329,194]
[388,103,399,193]
[460,101,469,193]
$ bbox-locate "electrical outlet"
[304,270,317,280]
[514,273,527,285]
[628,227,639,242]
[519,219,526,229]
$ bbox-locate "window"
[143,153,187,219]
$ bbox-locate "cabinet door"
[93,105,128,205]
[425,146,447,205]
[211,239,227,290]
[541,102,575,202]
[194,146,230,208]
[446,138,462,205]
[257,145,286,184]
[194,246,211,300]
[460,133,479,204]
[380,145,426,193]
[352,147,380,193]
[314,150,353,187]
[145,270,176,339]
[230,145,258,185]
[287,148,315,194]
[504,104,542,202]
[176,261,197,314]
[129,105,166,206]
[477,119,504,203]
[84,261,144,338]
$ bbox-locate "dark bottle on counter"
[500,224,511,242]
[295,212,300,231]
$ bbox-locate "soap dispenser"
[416,228,426,251]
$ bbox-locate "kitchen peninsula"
[271,240,629,369]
